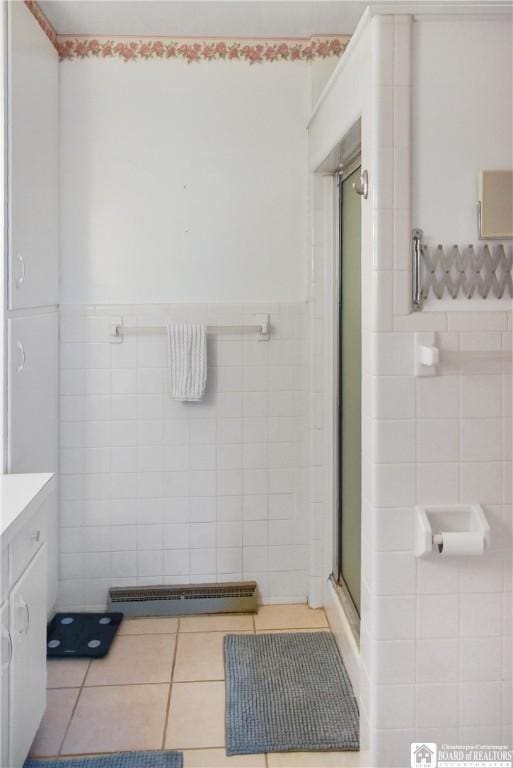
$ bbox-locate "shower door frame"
[335,152,362,619]
[313,146,363,658]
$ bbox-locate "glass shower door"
[338,165,362,614]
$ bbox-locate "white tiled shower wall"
[58,303,308,610]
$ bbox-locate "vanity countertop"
[0,473,54,543]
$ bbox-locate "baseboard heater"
[108,581,257,617]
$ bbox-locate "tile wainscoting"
[58,303,308,610]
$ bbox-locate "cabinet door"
[8,2,58,309]
[1,601,11,768]
[9,545,47,768]
[8,313,59,473]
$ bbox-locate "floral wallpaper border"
[24,1,350,64]
[56,35,350,63]
[25,0,58,49]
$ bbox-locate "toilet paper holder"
[415,504,490,557]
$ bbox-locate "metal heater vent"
[108,581,257,617]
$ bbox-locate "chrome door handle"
[16,253,25,289]
[16,340,25,374]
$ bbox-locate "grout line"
[161,619,180,749]
[80,680,174,689]
[180,747,267,753]
[178,628,254,634]
[56,658,91,756]
[253,625,329,632]
[60,744,267,759]
[172,676,225,683]
[117,631,179,637]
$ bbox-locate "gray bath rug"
[24,752,183,768]
[224,632,359,755]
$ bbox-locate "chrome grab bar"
[412,228,424,311]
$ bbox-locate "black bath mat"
[47,612,124,658]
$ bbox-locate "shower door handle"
[352,170,368,199]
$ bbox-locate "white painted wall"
[413,17,513,245]
[60,60,308,304]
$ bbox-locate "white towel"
[167,323,207,402]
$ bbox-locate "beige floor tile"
[118,617,179,635]
[165,681,225,749]
[61,684,169,754]
[174,631,251,682]
[179,614,254,633]
[47,659,90,689]
[267,752,362,767]
[30,688,79,757]
[173,631,225,682]
[86,634,175,686]
[254,605,328,631]
[184,749,266,767]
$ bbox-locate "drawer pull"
[31,529,41,543]
[15,598,30,635]
[1,628,13,669]
[16,253,25,289]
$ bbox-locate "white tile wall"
[365,290,511,752]
[308,12,512,765]
[58,303,308,610]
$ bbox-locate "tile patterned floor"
[31,604,362,767]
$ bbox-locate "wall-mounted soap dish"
[415,504,490,558]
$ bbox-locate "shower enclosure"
[337,156,362,615]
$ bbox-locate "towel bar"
[415,332,512,376]
[110,315,271,343]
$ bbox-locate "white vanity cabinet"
[9,545,47,768]
[7,1,58,310]
[0,473,55,768]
